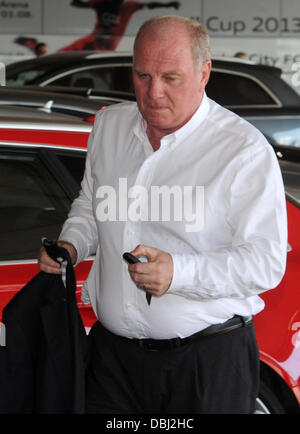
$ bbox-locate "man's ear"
[200,60,212,89]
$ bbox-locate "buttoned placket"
[122,132,177,336]
[114,100,208,336]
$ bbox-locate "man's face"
[133,26,211,137]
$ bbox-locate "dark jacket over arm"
[0,242,88,414]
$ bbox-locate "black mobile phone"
[123,252,152,306]
[123,252,141,264]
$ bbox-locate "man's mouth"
[148,105,168,111]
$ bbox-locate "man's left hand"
[127,245,173,297]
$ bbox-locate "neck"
[145,99,204,151]
[146,125,164,151]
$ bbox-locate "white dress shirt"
[59,93,287,339]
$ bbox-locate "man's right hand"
[38,241,78,274]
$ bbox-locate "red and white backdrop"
[1,0,300,92]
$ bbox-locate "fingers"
[38,246,61,274]
[57,240,78,265]
[130,244,159,260]
[37,241,77,274]
[127,244,173,296]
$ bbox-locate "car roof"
[17,85,136,102]
[5,51,282,73]
[6,51,280,74]
[0,86,116,116]
[6,51,133,73]
[0,105,85,121]
[0,109,92,129]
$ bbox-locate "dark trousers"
[85,321,260,414]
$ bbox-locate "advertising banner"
[1,0,300,91]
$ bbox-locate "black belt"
[132,315,253,351]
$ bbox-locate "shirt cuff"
[58,229,88,266]
[168,253,195,293]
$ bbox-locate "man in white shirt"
[38,16,287,413]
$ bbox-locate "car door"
[0,140,96,328]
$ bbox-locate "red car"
[0,113,299,414]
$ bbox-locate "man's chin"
[144,112,171,127]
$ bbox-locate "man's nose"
[147,78,164,99]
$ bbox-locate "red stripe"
[0,129,89,148]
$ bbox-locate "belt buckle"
[240,315,252,326]
[137,338,181,351]
[138,339,158,351]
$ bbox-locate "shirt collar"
[133,92,210,150]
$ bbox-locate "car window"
[0,149,72,261]
[56,153,86,186]
[206,71,277,107]
[6,69,49,86]
[49,65,134,93]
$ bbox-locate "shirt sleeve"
[59,124,98,264]
[168,143,288,300]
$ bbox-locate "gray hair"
[133,15,211,69]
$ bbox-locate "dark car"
[5,52,300,106]
[6,52,300,148]
[5,52,299,107]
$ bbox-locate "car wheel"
[254,382,285,414]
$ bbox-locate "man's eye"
[165,76,177,82]
[138,73,148,79]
